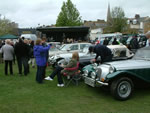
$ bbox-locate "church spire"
[107,3,111,25]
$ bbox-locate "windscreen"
[133,47,150,60]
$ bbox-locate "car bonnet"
[106,59,150,70]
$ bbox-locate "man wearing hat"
[89,44,112,63]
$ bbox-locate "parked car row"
[95,34,147,51]
[47,41,149,101]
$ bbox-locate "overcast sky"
[0,0,149,28]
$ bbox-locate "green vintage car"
[82,46,150,100]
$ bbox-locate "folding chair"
[63,62,81,87]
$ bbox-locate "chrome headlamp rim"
[91,71,96,79]
[93,63,98,70]
[84,70,88,77]
[109,65,115,74]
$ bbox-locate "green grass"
[0,63,150,113]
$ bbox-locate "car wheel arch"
[110,76,134,100]
[56,58,64,62]
[52,58,64,68]
[107,71,141,84]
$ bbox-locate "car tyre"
[110,77,134,101]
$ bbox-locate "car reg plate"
[84,77,95,87]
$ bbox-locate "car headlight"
[93,63,98,70]
[91,72,96,79]
[109,66,115,74]
[84,70,88,77]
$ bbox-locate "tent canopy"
[0,34,18,39]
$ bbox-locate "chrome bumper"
[96,81,108,86]
[84,76,108,87]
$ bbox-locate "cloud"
[0,0,149,28]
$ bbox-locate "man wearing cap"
[89,44,113,63]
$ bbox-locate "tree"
[104,6,127,33]
[56,0,83,26]
[0,18,18,36]
[111,7,127,32]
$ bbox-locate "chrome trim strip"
[96,81,109,86]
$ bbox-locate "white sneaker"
[67,76,70,79]
[45,76,53,81]
[57,84,64,87]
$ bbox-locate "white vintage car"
[49,42,91,57]
[48,44,134,68]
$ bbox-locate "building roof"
[36,26,90,32]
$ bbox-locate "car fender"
[106,70,143,81]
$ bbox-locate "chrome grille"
[97,68,102,79]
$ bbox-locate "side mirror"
[67,48,71,51]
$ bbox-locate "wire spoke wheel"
[111,77,134,100]
[117,81,131,98]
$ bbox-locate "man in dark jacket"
[89,44,112,63]
[14,38,30,76]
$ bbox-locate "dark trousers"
[17,57,28,75]
[27,58,30,74]
[50,66,64,84]
[42,65,47,79]
[5,60,13,75]
[36,66,45,83]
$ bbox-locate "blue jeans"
[36,66,45,83]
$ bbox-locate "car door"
[69,44,79,52]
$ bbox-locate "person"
[145,31,150,46]
[41,37,49,79]
[14,38,30,76]
[112,37,119,45]
[103,37,109,45]
[10,41,15,64]
[0,40,3,63]
[0,39,14,75]
[24,39,31,74]
[95,39,100,45]
[45,52,79,87]
[130,35,139,50]
[28,40,35,68]
[34,38,50,84]
[89,44,112,63]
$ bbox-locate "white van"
[21,34,37,40]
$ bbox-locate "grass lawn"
[0,63,150,113]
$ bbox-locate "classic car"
[82,46,150,100]
[126,35,147,53]
[48,42,91,57]
[49,46,95,68]
[49,45,134,69]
